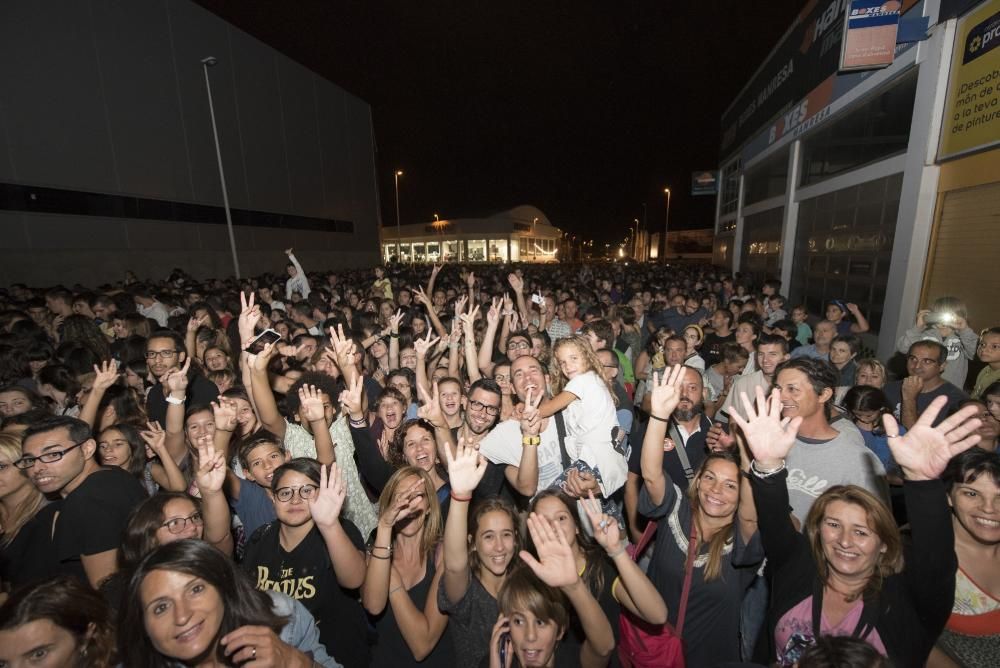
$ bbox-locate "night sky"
[196,0,805,243]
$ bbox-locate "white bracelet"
[750,459,786,478]
[166,395,186,405]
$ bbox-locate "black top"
[883,380,969,427]
[628,414,712,492]
[53,466,147,582]
[369,558,455,667]
[638,479,763,667]
[146,371,220,425]
[0,502,60,588]
[749,469,956,667]
[243,521,369,668]
[702,332,736,366]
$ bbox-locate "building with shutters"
[713,0,999,360]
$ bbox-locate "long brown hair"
[378,467,442,562]
[528,489,607,594]
[468,497,521,578]
[805,485,903,600]
[685,451,742,582]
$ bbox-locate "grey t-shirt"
[437,574,497,668]
[784,422,887,522]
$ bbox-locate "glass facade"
[790,173,902,332]
[743,149,789,206]
[740,207,784,284]
[719,160,741,216]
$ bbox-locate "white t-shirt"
[563,371,626,495]
[479,418,564,494]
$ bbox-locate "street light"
[632,218,639,259]
[663,187,672,261]
[200,56,240,279]
[394,170,403,262]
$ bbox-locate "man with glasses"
[885,340,969,429]
[144,329,219,427]
[17,416,146,587]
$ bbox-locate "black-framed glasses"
[507,342,530,351]
[274,484,318,502]
[15,440,87,469]
[145,349,180,360]
[468,399,500,416]
[161,512,204,534]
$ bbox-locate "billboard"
[939,0,1000,160]
[840,1,903,71]
[691,171,719,196]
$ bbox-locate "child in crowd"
[791,305,812,346]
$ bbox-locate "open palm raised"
[729,387,803,470]
[882,395,982,481]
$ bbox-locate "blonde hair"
[854,358,887,388]
[805,485,903,600]
[549,335,618,406]
[378,467,443,562]
[0,433,45,547]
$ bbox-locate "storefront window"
[489,239,509,262]
[411,243,425,262]
[426,242,440,261]
[510,238,520,261]
[467,239,486,262]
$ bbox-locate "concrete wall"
[0,0,380,285]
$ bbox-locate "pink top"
[774,596,887,666]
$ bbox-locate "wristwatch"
[521,435,540,446]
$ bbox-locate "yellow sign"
[940,0,1000,160]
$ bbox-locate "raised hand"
[163,358,191,394]
[466,271,476,289]
[327,324,356,370]
[430,263,442,278]
[378,477,426,528]
[309,463,347,528]
[519,513,579,589]
[298,384,327,425]
[416,381,447,428]
[444,439,487,495]
[413,286,433,307]
[453,294,468,318]
[277,342,303,359]
[194,441,226,495]
[506,311,520,332]
[248,341,277,372]
[413,329,441,358]
[238,291,261,345]
[338,375,364,418]
[582,490,622,553]
[140,422,167,460]
[211,396,238,432]
[389,309,404,334]
[284,247,294,256]
[502,292,514,315]
[729,386,802,469]
[519,388,542,436]
[459,305,481,332]
[488,614,513,668]
[187,316,205,334]
[92,360,120,393]
[648,364,686,419]
[882,396,982,481]
[507,273,523,293]
[486,297,502,326]
[901,375,923,400]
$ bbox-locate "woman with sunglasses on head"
[733,388,984,666]
[241,458,369,668]
[119,539,340,668]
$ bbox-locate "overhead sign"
[691,171,719,196]
[840,1,902,71]
[939,0,1000,160]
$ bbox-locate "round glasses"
[274,484,318,503]
[161,512,204,534]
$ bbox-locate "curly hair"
[549,335,618,406]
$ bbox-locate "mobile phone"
[244,328,281,354]
[531,293,544,305]
[499,631,511,666]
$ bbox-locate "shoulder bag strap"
[553,411,572,470]
[674,518,699,635]
[669,420,695,482]
[632,519,658,562]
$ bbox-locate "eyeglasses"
[145,349,180,360]
[274,484,318,502]
[161,512,204,534]
[15,440,87,469]
[468,399,500,416]
[507,342,530,350]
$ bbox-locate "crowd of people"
[0,252,996,668]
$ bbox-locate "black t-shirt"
[243,520,369,668]
[701,332,735,367]
[146,371,220,426]
[884,379,969,426]
[53,467,147,582]
[0,502,61,588]
[628,415,711,492]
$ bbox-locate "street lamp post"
[200,56,240,279]
[632,218,639,259]
[394,170,403,262]
[663,187,672,261]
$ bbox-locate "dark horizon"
[195,0,806,244]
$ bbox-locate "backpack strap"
[553,411,572,470]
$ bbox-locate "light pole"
[632,218,639,259]
[394,170,403,262]
[200,56,240,279]
[663,187,672,261]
